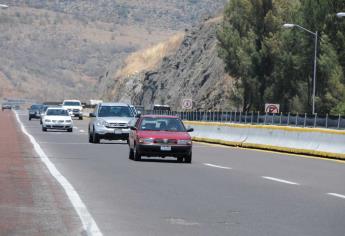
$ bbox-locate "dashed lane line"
[15,112,103,236]
[203,163,232,170]
[262,176,300,185]
[327,193,345,200]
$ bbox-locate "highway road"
[16,110,345,236]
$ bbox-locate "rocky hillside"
[0,0,227,101]
[105,16,238,111]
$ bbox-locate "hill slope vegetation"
[0,0,227,101]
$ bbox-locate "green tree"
[218,0,300,112]
[218,0,345,114]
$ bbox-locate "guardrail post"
[257,111,260,124]
[264,112,267,125]
[245,111,247,124]
[279,112,282,125]
[304,113,307,127]
[337,114,341,129]
[272,113,274,125]
[251,111,254,124]
[314,113,317,128]
[221,110,224,123]
[287,112,290,126]
[326,113,328,128]
[229,111,232,122]
[239,111,242,124]
[295,112,298,126]
[234,112,237,123]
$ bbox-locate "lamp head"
[283,23,295,28]
[336,12,345,18]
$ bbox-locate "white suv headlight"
[96,119,108,127]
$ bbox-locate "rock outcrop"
[106,17,238,111]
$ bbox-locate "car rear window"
[63,101,81,106]
[31,104,43,109]
[140,117,185,132]
[98,106,133,117]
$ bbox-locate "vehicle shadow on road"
[138,158,182,164]
[98,142,128,145]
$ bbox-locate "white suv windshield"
[64,102,81,106]
[98,106,133,117]
[47,109,69,116]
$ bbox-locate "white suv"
[62,100,83,120]
[88,103,136,143]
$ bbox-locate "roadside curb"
[192,137,345,162]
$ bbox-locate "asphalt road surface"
[16,111,345,236]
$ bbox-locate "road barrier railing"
[143,110,345,130]
[183,121,345,160]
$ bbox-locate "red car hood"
[137,131,191,140]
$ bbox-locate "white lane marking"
[74,126,79,129]
[203,163,232,170]
[262,176,300,185]
[15,112,103,236]
[327,193,345,200]
[79,130,86,133]
[39,142,90,145]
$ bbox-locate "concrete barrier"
[184,121,345,160]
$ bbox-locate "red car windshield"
[139,117,186,132]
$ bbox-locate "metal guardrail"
[142,110,345,130]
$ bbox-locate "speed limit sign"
[182,99,193,109]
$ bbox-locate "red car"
[128,115,193,163]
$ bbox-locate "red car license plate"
[160,146,171,151]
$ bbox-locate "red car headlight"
[177,140,192,145]
[139,138,154,144]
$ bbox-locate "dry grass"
[117,32,184,77]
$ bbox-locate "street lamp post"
[283,23,318,114]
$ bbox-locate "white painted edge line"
[79,130,86,133]
[262,176,300,185]
[203,163,232,170]
[14,112,103,236]
[327,193,345,200]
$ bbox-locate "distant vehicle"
[89,99,103,106]
[1,103,12,111]
[62,100,83,120]
[42,107,73,132]
[153,104,171,111]
[134,105,145,114]
[39,105,49,124]
[88,103,136,143]
[128,115,193,163]
[28,104,44,120]
[129,105,141,117]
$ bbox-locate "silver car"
[88,103,136,143]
